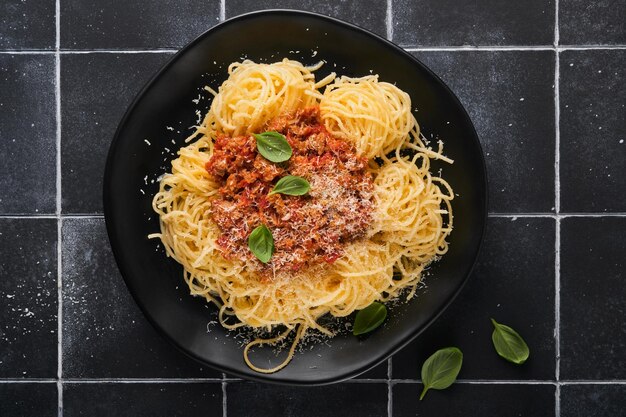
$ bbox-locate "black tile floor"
[63,383,222,417]
[411,50,556,213]
[393,0,555,47]
[60,53,172,213]
[1,1,624,416]
[0,54,57,214]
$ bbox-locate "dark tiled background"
[0,0,624,416]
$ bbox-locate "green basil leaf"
[352,302,387,336]
[254,131,292,163]
[269,175,310,196]
[491,318,530,365]
[420,347,463,400]
[247,224,274,263]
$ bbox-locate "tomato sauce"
[206,106,373,273]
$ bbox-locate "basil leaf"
[269,176,310,196]
[247,224,274,263]
[352,302,387,336]
[420,347,463,400]
[491,318,530,365]
[254,131,292,163]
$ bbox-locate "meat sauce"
[205,106,374,273]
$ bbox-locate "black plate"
[103,10,487,385]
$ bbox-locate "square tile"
[393,383,555,416]
[226,0,387,38]
[560,50,626,212]
[560,217,626,379]
[393,0,554,46]
[0,55,56,214]
[393,217,556,380]
[0,219,57,378]
[560,0,626,45]
[63,383,222,417]
[61,218,220,378]
[60,0,220,49]
[0,383,57,417]
[61,53,172,214]
[0,1,55,49]
[412,51,556,213]
[561,384,626,417]
[227,381,388,417]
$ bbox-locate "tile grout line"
[554,56,561,217]
[392,379,558,385]
[2,378,625,384]
[488,213,557,218]
[55,0,63,412]
[0,49,177,54]
[4,378,624,383]
[222,378,227,417]
[0,379,58,384]
[561,380,626,385]
[387,357,393,417]
[560,44,626,50]
[54,0,65,412]
[554,0,561,414]
[1,45,626,55]
[60,49,178,54]
[405,45,626,51]
[386,0,393,41]
[60,378,225,383]
[0,215,104,219]
[554,210,561,416]
[555,212,626,217]
[407,45,554,51]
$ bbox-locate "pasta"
[150,58,454,373]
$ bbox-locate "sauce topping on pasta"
[206,106,374,273]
